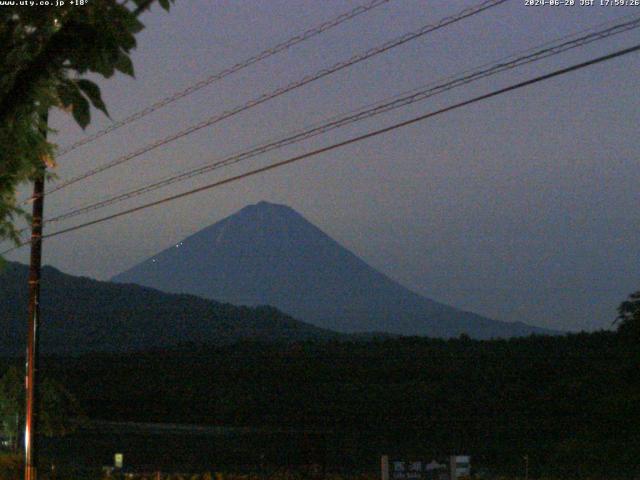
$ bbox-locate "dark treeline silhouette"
[2,328,637,479]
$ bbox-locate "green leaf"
[123,14,145,35]
[114,51,134,77]
[92,51,116,78]
[57,81,91,129]
[158,0,171,11]
[71,94,91,129]
[56,80,79,110]
[75,79,109,118]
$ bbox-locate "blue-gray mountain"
[113,201,556,338]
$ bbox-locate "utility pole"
[25,115,47,480]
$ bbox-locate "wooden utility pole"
[25,120,47,480]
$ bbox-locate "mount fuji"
[112,201,555,339]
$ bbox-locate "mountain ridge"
[112,201,557,338]
[0,261,344,356]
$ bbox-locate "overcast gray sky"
[6,0,640,332]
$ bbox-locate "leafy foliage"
[0,0,175,245]
[0,367,83,452]
[0,452,22,480]
[615,290,640,338]
[0,367,21,451]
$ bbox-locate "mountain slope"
[112,201,554,338]
[0,261,340,356]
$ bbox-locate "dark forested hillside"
[0,261,340,355]
[21,331,640,479]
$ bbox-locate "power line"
[43,15,640,225]
[41,11,639,225]
[43,0,509,197]
[3,42,638,255]
[55,0,393,158]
